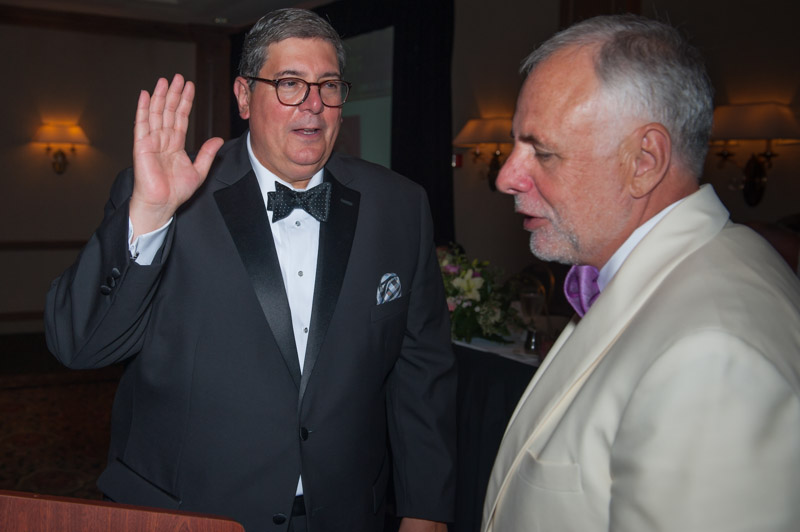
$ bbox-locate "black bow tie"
[267,182,331,223]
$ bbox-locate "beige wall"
[644,0,800,224]
[451,0,800,280]
[452,0,561,279]
[3,0,800,333]
[0,23,195,333]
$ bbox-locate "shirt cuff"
[128,217,172,265]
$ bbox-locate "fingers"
[143,74,189,134]
[133,74,194,149]
[133,89,151,141]
[147,76,171,133]
[173,79,195,135]
[162,73,188,130]
[193,137,225,180]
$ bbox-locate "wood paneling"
[0,489,245,532]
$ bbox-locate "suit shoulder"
[327,152,425,197]
[215,135,246,158]
[634,227,800,376]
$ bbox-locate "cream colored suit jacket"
[483,186,800,532]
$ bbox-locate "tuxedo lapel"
[214,170,302,389]
[300,169,360,401]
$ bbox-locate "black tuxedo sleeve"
[45,168,170,369]
[386,188,457,523]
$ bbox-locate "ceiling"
[0,0,324,28]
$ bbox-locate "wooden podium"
[0,490,245,532]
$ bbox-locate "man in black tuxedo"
[45,8,455,532]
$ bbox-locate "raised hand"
[130,74,224,239]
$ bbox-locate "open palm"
[130,74,224,238]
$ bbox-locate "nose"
[495,147,532,195]
[299,84,324,114]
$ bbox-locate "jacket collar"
[213,139,360,400]
[484,185,730,526]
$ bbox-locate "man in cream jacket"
[483,14,800,532]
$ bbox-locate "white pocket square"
[376,273,401,304]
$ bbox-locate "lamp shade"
[453,117,512,146]
[711,103,800,141]
[33,124,90,145]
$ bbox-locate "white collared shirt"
[597,199,684,292]
[246,132,322,374]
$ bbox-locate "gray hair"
[521,14,713,177]
[238,8,346,89]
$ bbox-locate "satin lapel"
[214,170,301,389]
[483,304,628,527]
[484,185,730,526]
[299,170,360,402]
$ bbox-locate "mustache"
[290,120,326,130]
[514,195,543,216]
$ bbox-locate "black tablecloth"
[452,344,538,532]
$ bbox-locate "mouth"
[514,197,549,231]
[519,211,549,232]
[293,127,322,135]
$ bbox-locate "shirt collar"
[596,198,684,292]
[246,131,324,197]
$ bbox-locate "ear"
[625,123,671,199]
[233,77,252,120]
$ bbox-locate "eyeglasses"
[246,76,352,108]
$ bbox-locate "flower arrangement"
[437,245,519,342]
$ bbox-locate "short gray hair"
[238,8,346,89]
[522,14,713,177]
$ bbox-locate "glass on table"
[519,283,547,355]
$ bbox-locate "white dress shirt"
[246,133,322,375]
[597,199,683,292]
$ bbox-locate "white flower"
[451,269,484,301]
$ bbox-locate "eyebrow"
[517,133,545,146]
[516,132,559,157]
[274,69,342,80]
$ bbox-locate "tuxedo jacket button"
[110,267,121,279]
[106,276,116,287]
[300,427,309,441]
[100,285,112,295]
[273,513,287,524]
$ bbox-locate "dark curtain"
[391,2,455,246]
[316,0,455,245]
[231,0,455,245]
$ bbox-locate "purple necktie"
[564,265,600,317]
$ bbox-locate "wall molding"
[0,5,234,41]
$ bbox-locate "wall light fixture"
[33,123,91,174]
[711,102,800,206]
[453,117,512,191]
